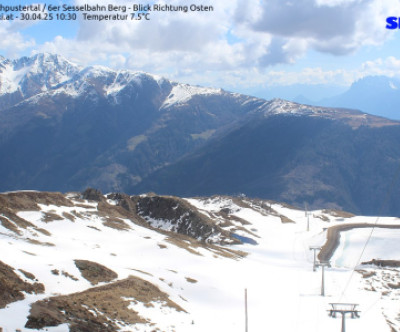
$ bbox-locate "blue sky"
[1,0,400,98]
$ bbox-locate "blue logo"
[386,17,400,29]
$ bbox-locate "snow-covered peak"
[161,83,223,108]
[0,53,226,109]
[63,67,162,97]
[0,54,171,104]
[0,53,81,96]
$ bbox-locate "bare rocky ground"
[25,275,185,331]
[74,260,118,286]
[0,260,44,309]
[357,263,400,331]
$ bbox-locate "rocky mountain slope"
[0,53,260,194]
[135,99,400,216]
[0,190,400,331]
[1,54,400,216]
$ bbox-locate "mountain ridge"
[1,53,400,216]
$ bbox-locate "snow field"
[0,196,399,331]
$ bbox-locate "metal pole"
[317,261,330,296]
[313,250,317,271]
[305,202,310,231]
[245,288,248,332]
[341,312,346,332]
[321,264,325,296]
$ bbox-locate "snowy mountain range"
[0,53,224,111]
[0,190,400,331]
[1,53,400,216]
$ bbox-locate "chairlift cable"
[339,162,400,301]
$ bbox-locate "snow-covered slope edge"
[0,190,400,331]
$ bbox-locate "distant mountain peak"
[319,75,400,120]
[0,53,81,98]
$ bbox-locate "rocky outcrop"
[135,194,241,244]
[81,188,104,202]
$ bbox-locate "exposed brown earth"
[62,211,76,221]
[74,260,118,285]
[42,212,64,223]
[18,269,37,281]
[362,259,400,268]
[0,191,73,211]
[0,261,44,309]
[163,232,247,260]
[25,238,55,247]
[280,215,295,223]
[185,277,198,283]
[102,217,131,231]
[0,192,73,236]
[321,209,355,218]
[25,276,186,331]
[0,210,46,236]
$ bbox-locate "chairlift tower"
[315,260,330,296]
[328,303,360,332]
[309,246,321,271]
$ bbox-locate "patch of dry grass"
[322,209,355,218]
[26,238,55,247]
[25,276,186,331]
[280,215,295,224]
[42,212,64,223]
[74,260,118,285]
[0,260,44,309]
[103,218,131,231]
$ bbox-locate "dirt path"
[318,223,400,262]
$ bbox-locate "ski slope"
[0,193,399,331]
